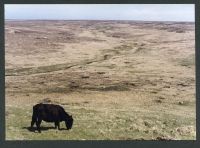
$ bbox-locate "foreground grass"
[6,104,195,140]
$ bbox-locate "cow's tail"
[31,106,38,128]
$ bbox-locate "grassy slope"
[6,91,195,140]
[5,20,195,140]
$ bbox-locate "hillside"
[5,20,195,140]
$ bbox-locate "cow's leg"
[36,119,42,133]
[54,122,58,129]
[54,121,60,130]
[31,116,36,128]
[31,108,37,128]
[57,122,60,130]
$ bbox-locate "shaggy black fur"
[31,103,73,133]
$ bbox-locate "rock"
[70,85,79,89]
[153,130,158,134]
[129,127,134,130]
[164,85,170,88]
[144,121,151,127]
[156,136,174,140]
[163,121,167,125]
[155,99,162,103]
[14,30,21,33]
[81,75,90,79]
[38,81,45,84]
[35,37,48,39]
[134,138,145,140]
[69,83,79,89]
[177,83,188,87]
[103,54,111,60]
[176,126,195,135]
[41,98,51,103]
[158,96,165,100]
[144,130,149,133]
[129,82,136,86]
[97,72,105,74]
[83,101,89,104]
[178,101,184,105]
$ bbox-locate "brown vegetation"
[5,20,195,140]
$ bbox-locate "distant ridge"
[4,19,195,23]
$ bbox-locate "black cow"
[31,103,73,133]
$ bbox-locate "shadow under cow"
[22,126,68,132]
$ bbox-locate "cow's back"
[33,103,63,122]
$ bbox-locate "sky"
[5,4,195,22]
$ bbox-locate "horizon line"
[4,19,195,23]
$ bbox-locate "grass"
[5,20,195,140]
[82,84,130,91]
[179,54,195,67]
[6,101,195,140]
[5,63,77,76]
[5,57,105,76]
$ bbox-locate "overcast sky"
[5,4,195,22]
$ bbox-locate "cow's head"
[65,115,73,130]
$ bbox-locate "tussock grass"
[6,103,195,140]
[179,54,195,67]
